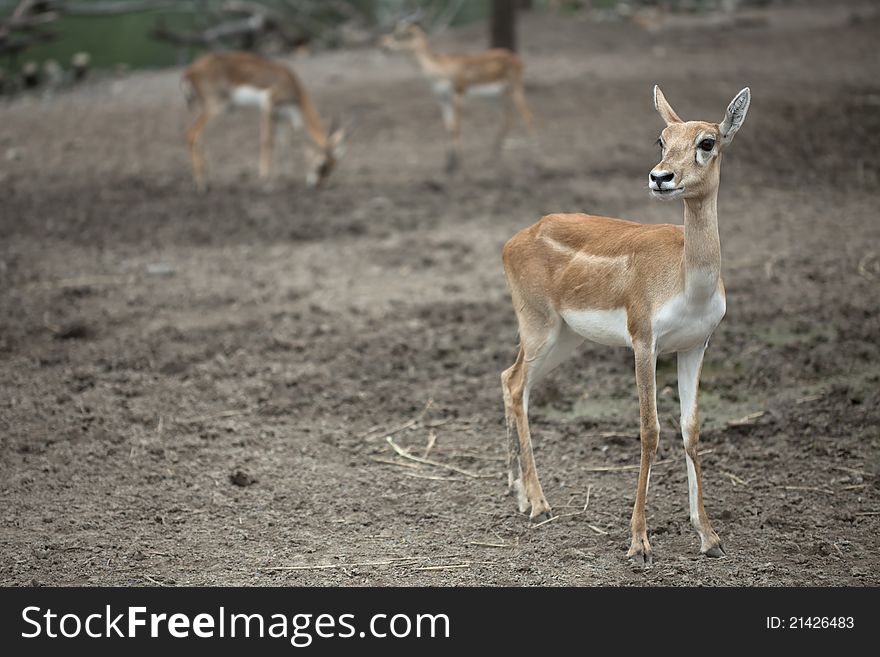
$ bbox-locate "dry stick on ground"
[723,471,750,486]
[370,457,421,469]
[728,411,766,426]
[469,541,509,548]
[422,431,437,459]
[583,485,593,512]
[31,275,128,290]
[796,393,825,404]
[834,466,875,478]
[413,564,472,571]
[386,437,489,478]
[359,399,434,440]
[176,409,249,425]
[398,471,464,482]
[265,559,422,571]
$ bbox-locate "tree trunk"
[489,0,517,52]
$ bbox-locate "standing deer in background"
[181,51,349,191]
[380,22,534,172]
[501,86,750,565]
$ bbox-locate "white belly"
[653,290,726,354]
[230,85,271,109]
[466,82,506,98]
[560,308,631,348]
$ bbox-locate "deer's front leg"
[677,345,725,557]
[628,341,659,566]
[439,91,461,173]
[259,104,274,179]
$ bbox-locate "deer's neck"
[681,191,721,302]
[297,92,328,149]
[412,47,443,77]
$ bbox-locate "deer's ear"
[653,85,682,125]
[719,87,750,145]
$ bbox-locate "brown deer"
[181,51,349,190]
[501,86,750,565]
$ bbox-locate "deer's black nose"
[650,171,675,184]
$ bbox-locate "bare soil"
[1,2,879,586]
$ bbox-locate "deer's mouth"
[650,186,684,199]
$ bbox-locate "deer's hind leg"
[502,306,583,521]
[186,105,222,192]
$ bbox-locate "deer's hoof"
[530,510,552,525]
[703,544,726,558]
[628,550,653,568]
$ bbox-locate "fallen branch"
[728,411,766,426]
[370,457,420,469]
[386,436,487,478]
[265,558,420,571]
[359,399,434,440]
[722,471,750,486]
[398,471,464,482]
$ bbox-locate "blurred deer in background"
[501,86,750,565]
[380,20,534,172]
[181,51,349,191]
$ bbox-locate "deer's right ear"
[719,87,750,145]
[653,85,682,125]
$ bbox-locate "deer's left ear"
[653,85,682,125]
[719,87,750,145]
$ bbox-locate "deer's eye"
[699,138,715,152]
[656,138,664,150]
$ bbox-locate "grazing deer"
[380,22,533,172]
[181,51,349,190]
[501,86,750,565]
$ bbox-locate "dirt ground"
[1,2,879,587]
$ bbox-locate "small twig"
[398,471,464,482]
[370,457,420,469]
[386,437,486,478]
[176,409,248,425]
[265,559,420,571]
[414,563,471,571]
[854,511,880,516]
[469,541,509,549]
[783,485,835,495]
[722,471,750,486]
[841,484,866,491]
[583,485,593,512]
[422,431,437,459]
[586,524,609,536]
[530,515,559,529]
[796,393,824,404]
[143,574,165,586]
[30,275,127,290]
[359,399,434,440]
[834,466,875,478]
[728,411,766,426]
